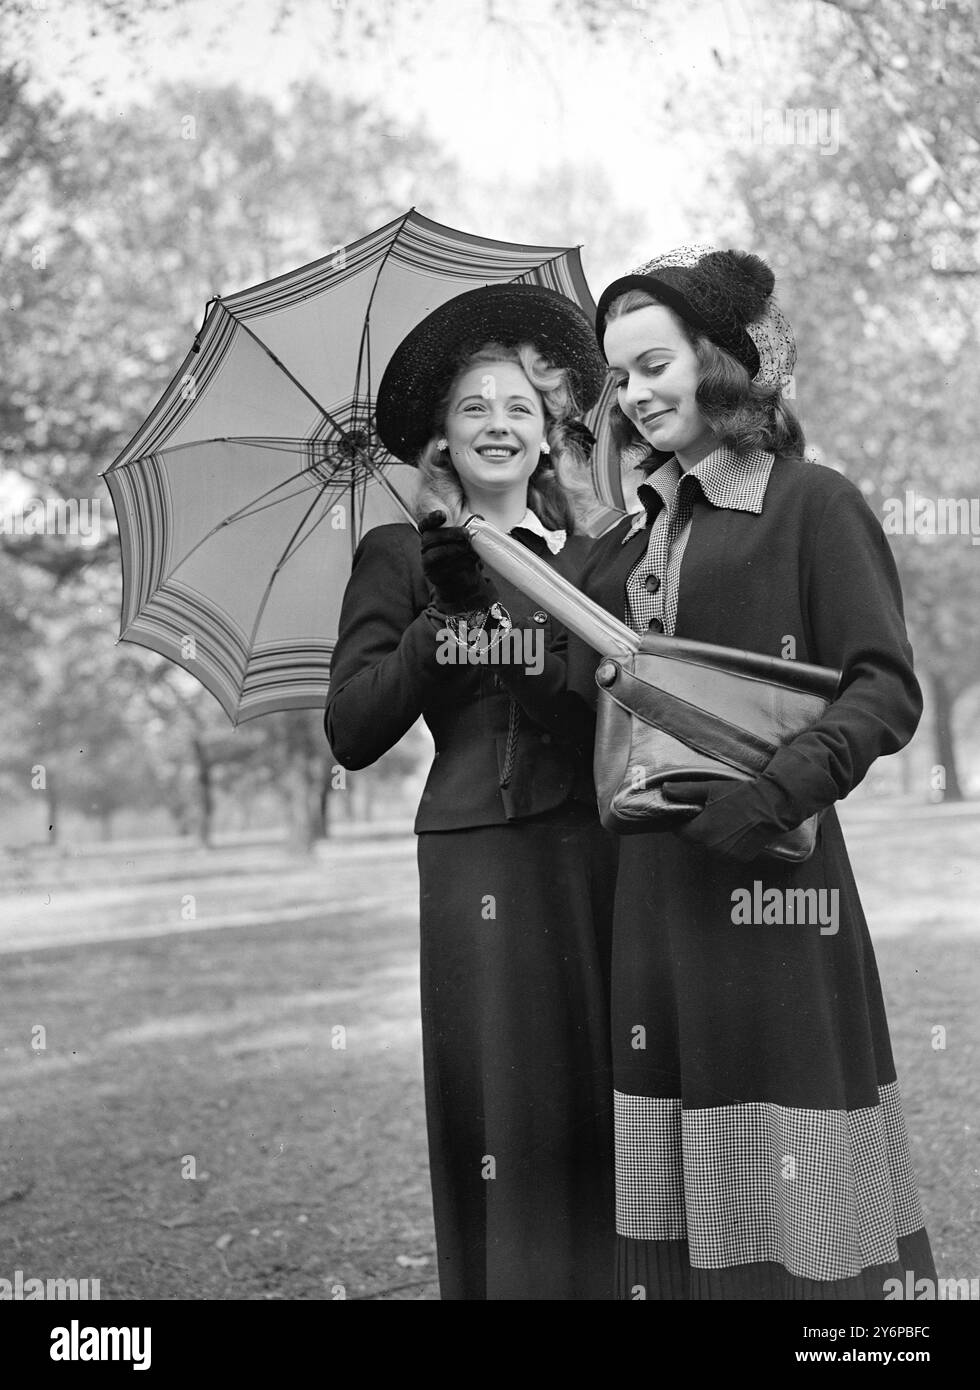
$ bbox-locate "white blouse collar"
[514,508,566,554]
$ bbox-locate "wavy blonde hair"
[413,341,594,532]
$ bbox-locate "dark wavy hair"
[604,289,805,472]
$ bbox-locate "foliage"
[0,70,453,844]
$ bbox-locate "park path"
[1,799,977,956]
[0,833,438,1300]
[0,834,418,954]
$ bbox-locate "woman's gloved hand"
[662,779,780,863]
[418,510,498,614]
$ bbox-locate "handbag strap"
[597,659,778,776]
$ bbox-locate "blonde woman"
[325,284,616,1300]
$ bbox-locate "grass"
[0,803,976,1300]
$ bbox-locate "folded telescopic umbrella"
[464,514,638,657]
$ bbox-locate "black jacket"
[325,523,597,833]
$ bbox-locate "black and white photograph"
[1,0,977,1359]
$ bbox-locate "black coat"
[325,523,597,830]
[566,454,934,1296]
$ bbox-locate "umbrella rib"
[118,437,379,524]
[239,462,415,665]
[220,305,355,445]
[242,485,329,662]
[352,206,415,414]
[360,454,416,525]
[113,436,317,464]
[157,468,367,588]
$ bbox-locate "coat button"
[644,574,661,594]
[595,660,618,687]
[646,618,665,634]
[540,733,551,744]
[532,610,548,623]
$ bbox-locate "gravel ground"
[0,802,976,1302]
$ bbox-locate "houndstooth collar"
[624,447,775,541]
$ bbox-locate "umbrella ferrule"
[192,295,222,354]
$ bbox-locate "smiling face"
[603,303,716,468]
[442,359,546,502]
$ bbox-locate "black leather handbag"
[593,630,841,862]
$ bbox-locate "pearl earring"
[539,440,551,455]
[436,438,448,451]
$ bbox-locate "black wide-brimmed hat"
[375,283,605,463]
[595,243,796,388]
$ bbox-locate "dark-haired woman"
[568,245,937,1299]
[325,284,617,1300]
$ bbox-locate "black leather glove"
[418,511,498,614]
[662,779,780,863]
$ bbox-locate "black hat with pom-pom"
[595,243,796,388]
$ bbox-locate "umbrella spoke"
[239,454,412,682]
[242,484,331,659]
[159,468,379,587]
[143,432,403,587]
[222,306,358,448]
[353,207,413,425]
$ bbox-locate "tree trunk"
[319,745,335,839]
[291,750,327,852]
[306,759,326,847]
[192,737,215,846]
[46,770,58,846]
[319,777,331,837]
[282,716,329,852]
[929,669,964,802]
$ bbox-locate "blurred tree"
[1,71,455,568]
[464,162,650,290]
[721,31,980,800]
[817,0,979,249]
[0,602,163,844]
[0,71,453,845]
[5,0,976,834]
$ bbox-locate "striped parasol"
[103,209,626,724]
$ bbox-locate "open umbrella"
[103,209,624,724]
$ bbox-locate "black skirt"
[418,802,618,1300]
